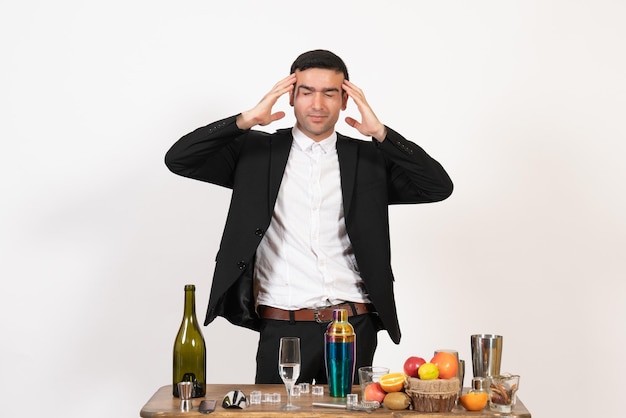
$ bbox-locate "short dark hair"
[290,49,349,80]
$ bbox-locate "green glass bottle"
[172,284,206,398]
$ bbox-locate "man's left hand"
[343,80,387,142]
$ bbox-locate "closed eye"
[298,85,340,97]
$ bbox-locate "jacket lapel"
[268,129,293,214]
[336,134,357,218]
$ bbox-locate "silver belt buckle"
[314,307,332,323]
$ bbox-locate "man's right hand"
[236,74,296,130]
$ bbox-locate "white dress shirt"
[254,126,371,310]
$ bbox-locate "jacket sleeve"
[164,115,246,188]
[375,126,453,204]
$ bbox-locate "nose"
[312,92,323,110]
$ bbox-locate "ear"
[341,91,348,111]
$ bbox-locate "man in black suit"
[165,50,453,384]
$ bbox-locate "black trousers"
[255,313,380,384]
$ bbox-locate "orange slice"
[378,372,406,393]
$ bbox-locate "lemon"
[417,362,439,380]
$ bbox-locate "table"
[140,384,531,417]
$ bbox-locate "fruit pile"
[363,372,411,410]
[404,352,459,380]
[362,352,459,411]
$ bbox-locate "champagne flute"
[278,337,301,410]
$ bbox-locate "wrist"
[372,126,387,142]
[236,112,256,130]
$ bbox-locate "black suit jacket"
[165,115,453,344]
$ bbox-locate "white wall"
[1,1,624,417]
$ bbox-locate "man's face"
[290,68,347,142]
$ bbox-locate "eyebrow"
[298,85,340,93]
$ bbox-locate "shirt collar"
[292,125,337,153]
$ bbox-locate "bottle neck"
[183,285,197,322]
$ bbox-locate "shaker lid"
[333,308,348,322]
